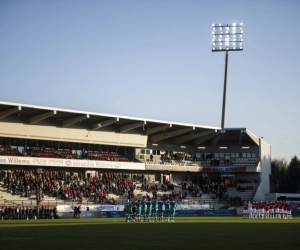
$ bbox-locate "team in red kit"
[243,200,293,219]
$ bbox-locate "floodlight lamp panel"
[211,22,244,51]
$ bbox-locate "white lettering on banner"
[91,205,115,211]
[71,161,95,168]
[56,205,116,212]
[177,204,210,210]
[8,158,30,164]
[0,155,145,170]
[32,159,48,165]
[96,162,121,168]
[56,206,75,213]
[48,159,64,165]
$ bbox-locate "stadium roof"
[0,101,259,147]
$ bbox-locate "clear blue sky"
[1,0,299,161]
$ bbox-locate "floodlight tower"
[212,23,243,129]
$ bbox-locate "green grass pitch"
[0,217,300,250]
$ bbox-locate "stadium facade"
[0,101,270,202]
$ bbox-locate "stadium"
[1,101,300,250]
[0,100,271,209]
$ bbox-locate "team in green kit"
[124,198,177,222]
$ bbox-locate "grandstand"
[0,101,271,209]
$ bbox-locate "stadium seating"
[145,158,258,167]
[88,151,130,162]
[0,145,130,162]
[0,145,19,156]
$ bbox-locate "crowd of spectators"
[179,175,258,206]
[1,166,258,209]
[1,169,150,205]
[140,180,176,200]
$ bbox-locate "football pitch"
[0,217,299,250]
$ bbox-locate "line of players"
[243,201,293,219]
[124,198,177,222]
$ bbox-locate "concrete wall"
[145,164,201,173]
[253,138,271,201]
[0,122,147,148]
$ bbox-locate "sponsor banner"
[54,204,210,213]
[80,211,102,218]
[99,211,124,218]
[177,204,210,210]
[201,210,236,216]
[107,211,124,218]
[57,211,102,219]
[292,210,300,215]
[117,205,125,211]
[57,209,236,218]
[101,211,108,218]
[117,204,209,211]
[0,155,145,170]
[56,205,117,213]
[175,210,200,216]
[56,204,210,213]
[204,166,245,172]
